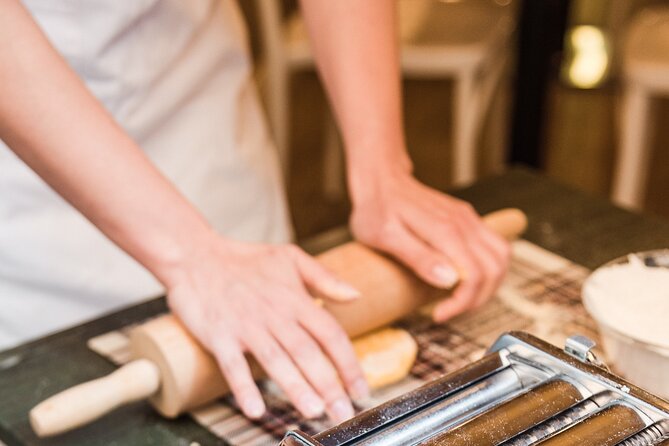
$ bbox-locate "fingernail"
[432,264,459,288]
[243,398,266,419]
[433,305,453,323]
[350,378,370,400]
[433,309,446,323]
[300,394,325,419]
[328,398,355,423]
[332,281,362,300]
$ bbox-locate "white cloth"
[0,0,292,350]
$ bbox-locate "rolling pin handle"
[482,208,527,241]
[29,359,161,437]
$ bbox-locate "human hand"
[165,237,369,423]
[349,168,511,322]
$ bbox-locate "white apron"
[0,0,292,350]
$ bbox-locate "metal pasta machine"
[281,332,669,446]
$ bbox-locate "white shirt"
[0,0,292,350]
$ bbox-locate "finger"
[471,224,512,296]
[413,192,510,267]
[452,202,511,265]
[407,200,504,308]
[433,283,480,322]
[476,226,511,265]
[445,209,509,308]
[268,317,358,422]
[431,235,500,320]
[244,328,325,419]
[432,250,483,322]
[416,222,487,322]
[265,285,362,420]
[211,337,266,419]
[288,246,361,301]
[378,224,460,289]
[467,233,509,308]
[465,243,503,309]
[298,302,369,405]
[401,213,485,320]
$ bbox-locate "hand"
[350,167,511,322]
[165,236,369,423]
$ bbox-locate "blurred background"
[237,0,669,241]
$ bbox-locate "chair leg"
[268,64,290,178]
[453,72,478,185]
[485,54,513,174]
[485,80,510,174]
[323,114,346,200]
[611,84,652,210]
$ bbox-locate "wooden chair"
[256,0,518,195]
[612,6,669,210]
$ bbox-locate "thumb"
[289,246,361,301]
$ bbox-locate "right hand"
[349,168,511,322]
[164,235,369,423]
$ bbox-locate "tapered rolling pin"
[30,208,527,437]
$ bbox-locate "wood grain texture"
[29,360,160,437]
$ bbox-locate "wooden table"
[2,168,669,446]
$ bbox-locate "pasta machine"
[281,331,669,446]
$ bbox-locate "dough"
[352,327,418,389]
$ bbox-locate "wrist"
[347,148,413,206]
[144,221,224,292]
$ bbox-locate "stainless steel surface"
[282,431,323,446]
[314,352,509,446]
[564,335,607,368]
[565,335,597,362]
[352,367,529,446]
[280,332,669,446]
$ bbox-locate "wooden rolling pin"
[30,208,527,437]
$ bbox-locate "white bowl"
[582,250,669,399]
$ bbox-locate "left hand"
[349,167,511,322]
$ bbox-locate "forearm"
[0,1,214,287]
[298,0,411,198]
